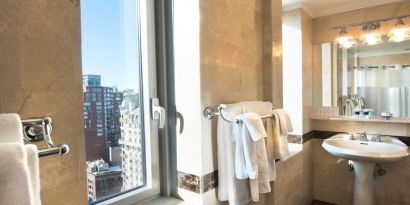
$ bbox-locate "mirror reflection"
[313,36,410,119]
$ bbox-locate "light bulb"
[360,22,383,45]
[339,39,357,48]
[361,32,383,45]
[388,19,410,42]
[335,28,356,48]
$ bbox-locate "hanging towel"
[237,101,276,201]
[0,143,36,205]
[25,145,40,205]
[233,112,271,202]
[0,113,24,144]
[272,109,293,161]
[233,112,267,179]
[217,103,252,205]
[0,114,41,205]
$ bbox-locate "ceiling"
[282,0,403,18]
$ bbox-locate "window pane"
[81,0,145,203]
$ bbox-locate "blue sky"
[81,0,139,91]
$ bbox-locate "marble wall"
[198,0,314,204]
[0,0,87,204]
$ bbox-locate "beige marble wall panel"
[200,0,265,176]
[0,0,87,204]
[262,0,283,108]
[249,141,313,205]
[312,119,410,136]
[312,139,354,205]
[312,1,410,44]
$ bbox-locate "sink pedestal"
[352,161,376,205]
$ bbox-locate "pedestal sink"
[322,134,409,205]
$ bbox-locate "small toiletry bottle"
[363,109,372,119]
[353,108,362,119]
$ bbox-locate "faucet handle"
[374,134,382,142]
[348,133,355,140]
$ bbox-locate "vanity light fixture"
[388,18,410,42]
[335,28,357,48]
[360,22,383,45]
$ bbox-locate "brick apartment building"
[83,75,124,162]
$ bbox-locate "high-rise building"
[83,75,124,162]
[119,90,144,190]
[86,159,123,202]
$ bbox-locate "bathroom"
[1,0,410,205]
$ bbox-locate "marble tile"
[0,1,87,204]
[177,171,201,194]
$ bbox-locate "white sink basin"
[322,134,408,163]
[322,133,409,205]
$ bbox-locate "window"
[81,0,162,204]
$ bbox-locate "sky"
[81,0,140,91]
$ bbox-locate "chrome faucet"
[359,132,368,141]
[375,135,382,142]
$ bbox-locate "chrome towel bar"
[203,105,275,124]
[22,117,69,158]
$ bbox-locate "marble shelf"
[311,116,410,124]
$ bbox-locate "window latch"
[151,98,165,129]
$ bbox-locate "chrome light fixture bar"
[334,14,410,47]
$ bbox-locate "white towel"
[233,112,267,179]
[272,109,293,161]
[0,114,41,205]
[0,143,35,205]
[237,102,275,201]
[233,113,271,202]
[272,109,293,136]
[26,145,41,205]
[0,113,24,144]
[217,104,251,205]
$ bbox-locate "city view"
[83,75,144,203]
[80,0,143,203]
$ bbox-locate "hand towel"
[272,109,293,161]
[0,114,24,144]
[25,145,41,205]
[233,112,267,179]
[217,103,251,205]
[0,113,41,205]
[0,143,36,205]
[236,101,276,201]
[272,109,293,136]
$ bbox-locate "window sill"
[137,197,192,205]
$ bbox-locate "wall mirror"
[313,36,410,119]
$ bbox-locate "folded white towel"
[0,114,24,144]
[0,114,41,205]
[0,143,37,205]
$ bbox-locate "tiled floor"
[311,200,337,205]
